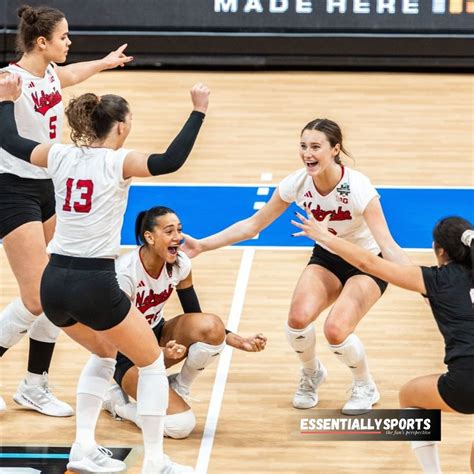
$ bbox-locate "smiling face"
[40,18,71,63]
[299,129,341,177]
[144,213,183,265]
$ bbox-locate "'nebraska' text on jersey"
[116,248,192,328]
[0,63,63,179]
[278,166,380,254]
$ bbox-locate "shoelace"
[298,372,317,392]
[349,382,371,400]
[95,446,113,459]
[37,373,60,400]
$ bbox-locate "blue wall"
[122,185,474,249]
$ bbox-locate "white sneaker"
[292,361,327,409]
[162,454,194,474]
[168,373,192,404]
[142,454,194,474]
[67,442,126,473]
[342,380,380,415]
[0,395,6,414]
[13,373,73,417]
[103,383,129,420]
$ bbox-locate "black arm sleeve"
[147,110,205,176]
[0,101,39,162]
[177,285,202,314]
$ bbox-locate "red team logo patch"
[136,284,174,325]
[31,89,62,116]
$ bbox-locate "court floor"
[0,70,473,473]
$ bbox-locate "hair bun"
[17,5,38,24]
[461,229,474,247]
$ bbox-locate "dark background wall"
[1,0,473,69]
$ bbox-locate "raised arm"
[122,83,209,179]
[0,75,51,167]
[182,189,291,257]
[292,211,426,294]
[55,44,133,88]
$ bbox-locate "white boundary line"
[194,248,255,474]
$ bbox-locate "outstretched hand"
[291,207,332,242]
[226,332,267,352]
[102,44,134,69]
[0,73,22,102]
[239,333,267,352]
[181,233,203,258]
[163,340,186,359]
[190,83,210,114]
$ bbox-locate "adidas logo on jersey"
[304,191,313,198]
[28,81,35,89]
[137,280,146,288]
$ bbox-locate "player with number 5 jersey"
[0,73,210,474]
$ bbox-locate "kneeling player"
[104,206,267,438]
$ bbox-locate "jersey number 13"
[62,178,94,213]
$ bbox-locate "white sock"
[285,322,318,372]
[0,298,37,349]
[177,341,226,389]
[75,354,116,450]
[411,441,442,473]
[137,353,168,467]
[25,371,45,386]
[329,334,371,383]
[116,401,141,427]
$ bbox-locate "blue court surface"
[122,184,474,250]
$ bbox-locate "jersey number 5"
[62,178,94,213]
[49,116,57,139]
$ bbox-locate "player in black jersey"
[292,211,474,473]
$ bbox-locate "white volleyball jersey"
[46,144,132,259]
[278,166,380,254]
[0,63,63,179]
[116,248,192,328]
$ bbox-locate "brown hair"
[65,93,130,146]
[301,118,352,165]
[16,4,65,54]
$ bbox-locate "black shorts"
[437,357,474,414]
[308,244,388,295]
[0,173,55,238]
[113,318,165,386]
[40,254,131,331]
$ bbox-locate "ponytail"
[134,211,147,245]
[65,93,129,146]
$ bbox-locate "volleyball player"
[0,4,132,416]
[292,211,474,473]
[0,73,208,472]
[183,118,410,414]
[104,206,267,438]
